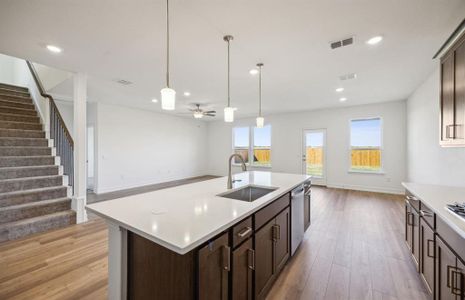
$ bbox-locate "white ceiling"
[0,0,464,120]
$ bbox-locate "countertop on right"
[402,182,465,239]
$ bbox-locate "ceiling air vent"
[115,79,133,85]
[339,73,357,81]
[330,37,354,49]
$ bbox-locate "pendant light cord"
[166,0,170,88]
[227,38,231,107]
[258,65,262,116]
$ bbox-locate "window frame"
[348,117,384,174]
[232,125,272,168]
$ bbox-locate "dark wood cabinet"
[405,200,419,269]
[232,238,254,300]
[198,232,230,300]
[406,201,413,252]
[420,218,435,293]
[440,31,465,147]
[436,236,459,300]
[255,207,290,300]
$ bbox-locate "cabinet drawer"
[232,216,253,248]
[419,202,435,229]
[436,216,465,262]
[255,193,290,230]
[405,190,420,212]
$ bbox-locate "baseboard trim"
[93,174,214,195]
[326,183,405,195]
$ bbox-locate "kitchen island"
[86,171,311,300]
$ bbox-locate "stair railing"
[26,61,74,191]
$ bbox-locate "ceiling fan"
[189,104,216,119]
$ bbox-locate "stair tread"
[0,174,62,183]
[0,155,53,158]
[0,146,50,149]
[0,105,35,111]
[0,165,58,171]
[0,185,67,197]
[0,128,44,133]
[0,197,70,211]
[0,99,33,105]
[0,93,31,99]
[0,83,28,91]
[0,87,29,94]
[0,210,75,229]
[0,120,41,125]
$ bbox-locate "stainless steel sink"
[218,185,278,202]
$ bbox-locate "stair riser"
[0,138,48,147]
[0,121,42,131]
[0,211,76,242]
[0,177,62,193]
[0,89,30,97]
[0,166,59,179]
[0,113,40,123]
[0,187,68,207]
[0,100,34,110]
[0,156,55,167]
[0,95,32,104]
[0,106,36,116]
[0,147,51,156]
[0,200,71,224]
[0,84,29,92]
[0,129,45,138]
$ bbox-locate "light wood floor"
[0,186,429,300]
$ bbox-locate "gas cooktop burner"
[447,202,465,217]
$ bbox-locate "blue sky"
[350,118,381,147]
[234,125,271,147]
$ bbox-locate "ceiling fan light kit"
[161,0,176,110]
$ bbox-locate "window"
[350,118,382,172]
[233,127,249,164]
[232,125,271,166]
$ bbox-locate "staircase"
[0,82,75,243]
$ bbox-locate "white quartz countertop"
[87,171,310,254]
[402,182,465,239]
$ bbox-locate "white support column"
[73,73,87,223]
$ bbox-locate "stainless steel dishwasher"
[291,184,305,255]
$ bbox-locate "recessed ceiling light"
[46,45,62,53]
[339,97,347,102]
[335,87,344,92]
[366,36,383,45]
[249,69,259,75]
[151,98,158,103]
[183,91,191,97]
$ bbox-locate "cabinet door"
[198,232,230,300]
[274,207,290,273]
[436,237,457,300]
[455,39,465,142]
[441,52,456,142]
[412,208,420,269]
[232,238,253,300]
[420,219,435,294]
[304,194,311,231]
[456,259,465,299]
[255,219,275,299]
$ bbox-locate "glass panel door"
[302,129,326,186]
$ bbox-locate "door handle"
[247,249,255,270]
[426,239,434,258]
[222,246,231,271]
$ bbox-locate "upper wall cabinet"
[439,27,465,147]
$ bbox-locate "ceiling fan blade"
[204,110,216,114]
[204,113,216,117]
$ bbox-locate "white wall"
[95,103,208,193]
[0,54,16,84]
[407,68,465,187]
[207,101,407,194]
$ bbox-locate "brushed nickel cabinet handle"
[247,248,255,270]
[407,212,413,226]
[223,246,231,271]
[272,225,279,242]
[420,210,434,218]
[237,227,252,238]
[426,239,434,258]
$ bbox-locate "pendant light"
[161,0,175,110]
[256,63,264,128]
[223,35,235,122]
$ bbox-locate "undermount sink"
[218,185,278,202]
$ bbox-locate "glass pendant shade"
[256,116,264,128]
[224,107,235,122]
[161,87,176,110]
